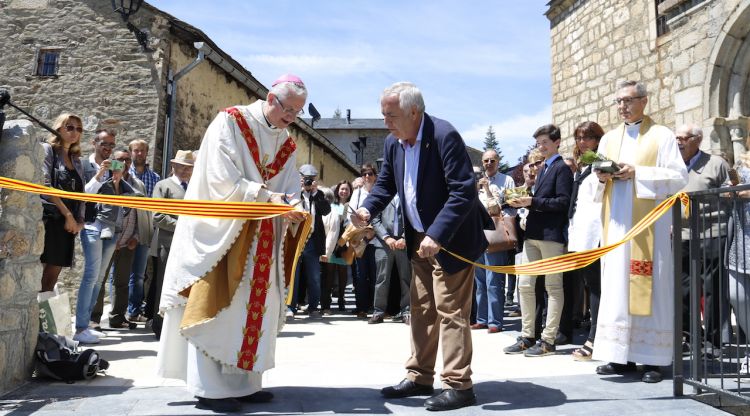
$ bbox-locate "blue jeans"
[127,243,149,316]
[76,228,117,330]
[291,240,321,312]
[474,250,508,328]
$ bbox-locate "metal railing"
[674,183,750,405]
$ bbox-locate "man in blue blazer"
[505,124,573,357]
[352,82,490,411]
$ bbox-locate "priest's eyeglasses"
[612,96,645,106]
[275,95,305,116]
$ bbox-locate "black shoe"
[503,337,535,354]
[424,388,476,411]
[381,378,434,398]
[642,365,663,383]
[504,298,514,307]
[237,390,274,403]
[196,397,241,412]
[554,332,571,345]
[596,361,637,375]
[368,314,384,324]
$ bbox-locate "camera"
[303,176,314,187]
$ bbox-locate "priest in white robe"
[592,80,688,383]
[156,74,309,413]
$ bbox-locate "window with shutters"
[35,49,61,76]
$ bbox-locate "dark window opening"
[36,49,60,76]
[656,0,707,36]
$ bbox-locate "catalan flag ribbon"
[443,192,690,276]
[0,176,292,219]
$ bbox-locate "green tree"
[483,126,511,171]
[483,125,499,153]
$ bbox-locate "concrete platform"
[0,304,730,415]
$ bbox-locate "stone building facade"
[0,121,45,395]
[547,0,750,164]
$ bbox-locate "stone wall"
[0,0,168,158]
[0,120,46,395]
[548,0,750,162]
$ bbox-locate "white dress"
[156,100,299,398]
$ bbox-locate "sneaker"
[503,337,534,354]
[87,324,107,338]
[403,313,411,325]
[89,321,103,332]
[368,314,384,324]
[321,309,333,316]
[285,309,295,322]
[309,310,323,319]
[100,227,113,240]
[73,329,100,344]
[508,309,521,317]
[525,340,556,357]
[504,297,514,307]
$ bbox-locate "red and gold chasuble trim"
[224,106,297,370]
[224,107,296,182]
[237,219,274,370]
[629,259,653,277]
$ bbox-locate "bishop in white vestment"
[156,75,309,412]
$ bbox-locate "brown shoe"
[470,323,488,330]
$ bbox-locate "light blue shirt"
[398,116,426,233]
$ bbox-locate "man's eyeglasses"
[98,142,115,149]
[676,135,696,141]
[275,95,304,116]
[64,125,83,133]
[482,159,497,163]
[612,96,645,106]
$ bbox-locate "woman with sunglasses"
[40,113,86,293]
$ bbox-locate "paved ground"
[0,298,732,415]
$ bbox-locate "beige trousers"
[405,233,475,390]
[518,238,565,344]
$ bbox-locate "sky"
[153,1,552,164]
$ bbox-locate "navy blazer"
[363,113,491,274]
[525,155,573,244]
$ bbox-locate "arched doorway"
[704,0,750,165]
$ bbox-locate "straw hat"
[171,150,196,166]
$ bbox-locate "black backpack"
[34,332,109,383]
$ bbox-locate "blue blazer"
[363,113,491,274]
[525,155,573,244]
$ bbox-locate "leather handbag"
[485,215,518,253]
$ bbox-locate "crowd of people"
[39,115,196,344]
[35,76,750,412]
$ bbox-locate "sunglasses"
[64,125,83,133]
[482,159,497,163]
[115,157,131,162]
[362,172,375,177]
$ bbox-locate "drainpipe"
[162,42,206,178]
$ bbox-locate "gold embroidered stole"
[602,116,660,316]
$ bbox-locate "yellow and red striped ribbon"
[443,192,689,275]
[0,176,292,219]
